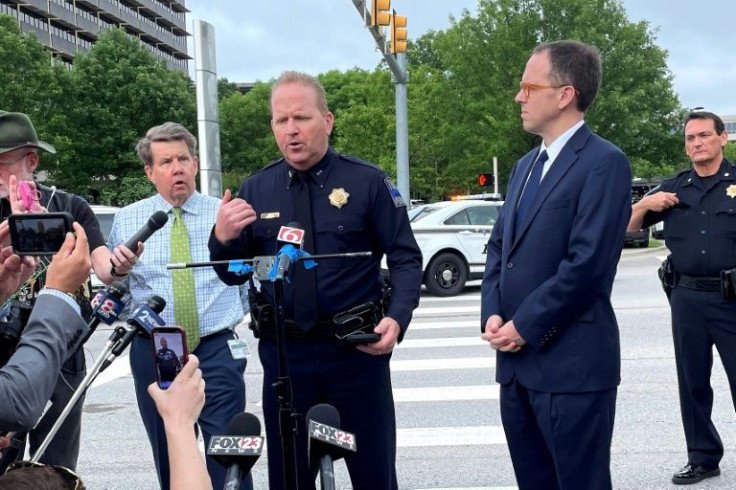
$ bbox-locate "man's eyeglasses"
[519,81,579,99]
[4,460,83,490]
[0,152,33,167]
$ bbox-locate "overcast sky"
[185,0,736,116]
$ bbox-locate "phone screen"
[152,327,188,389]
[9,212,73,255]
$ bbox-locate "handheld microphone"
[123,210,168,253]
[307,403,356,490]
[71,281,129,354]
[207,412,263,490]
[274,222,305,280]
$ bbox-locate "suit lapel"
[512,124,593,245]
[504,150,537,249]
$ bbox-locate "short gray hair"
[136,122,197,167]
[270,71,329,115]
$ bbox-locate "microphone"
[126,295,166,334]
[274,222,305,280]
[98,296,166,373]
[307,403,356,490]
[207,412,263,490]
[72,281,129,353]
[123,210,168,253]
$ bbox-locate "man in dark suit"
[481,40,632,490]
[0,222,92,432]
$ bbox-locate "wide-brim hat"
[0,111,56,155]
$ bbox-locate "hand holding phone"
[152,326,188,390]
[8,212,74,256]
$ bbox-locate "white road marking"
[394,385,498,402]
[400,337,486,349]
[397,425,506,447]
[391,358,492,371]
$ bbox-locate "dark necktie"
[514,150,549,237]
[291,171,317,331]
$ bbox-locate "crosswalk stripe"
[391,358,492,371]
[419,294,481,304]
[415,488,516,490]
[400,337,486,349]
[397,425,506,447]
[415,487,516,490]
[394,385,498,402]
[409,320,478,330]
[415,306,479,315]
[90,358,131,388]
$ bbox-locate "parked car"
[624,227,650,248]
[89,205,121,291]
[409,200,503,296]
[652,221,664,239]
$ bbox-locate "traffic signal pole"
[394,52,409,205]
[351,0,410,204]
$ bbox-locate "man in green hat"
[0,111,138,470]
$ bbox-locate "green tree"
[409,0,684,196]
[219,81,279,186]
[53,28,195,205]
[0,14,70,171]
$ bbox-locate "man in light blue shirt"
[108,122,249,490]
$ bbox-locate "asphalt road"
[58,246,736,489]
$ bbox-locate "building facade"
[0,0,189,71]
[723,115,736,142]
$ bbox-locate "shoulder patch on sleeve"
[384,178,406,208]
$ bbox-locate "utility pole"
[350,0,410,203]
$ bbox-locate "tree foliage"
[0,1,692,204]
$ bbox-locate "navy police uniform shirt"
[642,158,736,277]
[209,148,422,335]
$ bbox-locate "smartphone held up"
[152,326,188,389]
[8,212,73,256]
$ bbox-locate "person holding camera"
[628,111,735,485]
[0,223,91,432]
[0,111,135,471]
[209,71,422,490]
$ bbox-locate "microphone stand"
[168,250,371,490]
[30,322,143,462]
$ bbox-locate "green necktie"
[171,208,200,351]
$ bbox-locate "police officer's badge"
[329,188,350,209]
[727,185,736,199]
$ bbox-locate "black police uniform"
[0,185,104,471]
[641,158,736,470]
[209,148,422,490]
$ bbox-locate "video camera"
[0,299,34,366]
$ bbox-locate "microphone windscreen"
[147,295,166,313]
[226,412,261,436]
[306,403,340,429]
[150,210,169,230]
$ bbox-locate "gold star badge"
[728,185,736,199]
[328,188,350,209]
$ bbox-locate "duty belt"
[675,274,721,291]
[258,300,383,341]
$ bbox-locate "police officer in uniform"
[209,71,422,490]
[628,111,735,485]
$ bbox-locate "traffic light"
[478,173,493,187]
[370,0,391,27]
[390,11,407,54]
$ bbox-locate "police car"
[409,197,503,296]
